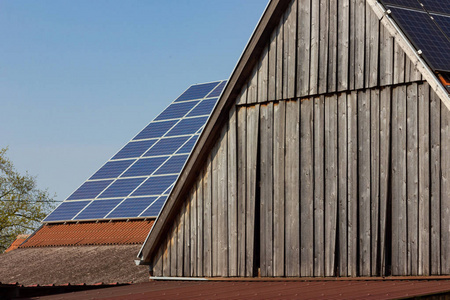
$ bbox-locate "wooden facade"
[144,0,450,277]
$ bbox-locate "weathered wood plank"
[368,5,379,88]
[441,96,450,275]
[218,125,228,277]
[236,83,248,106]
[184,198,191,277]
[355,0,365,89]
[297,0,311,97]
[418,83,430,276]
[314,95,325,277]
[328,0,337,92]
[190,189,197,276]
[170,222,177,276]
[228,106,238,277]
[337,0,349,92]
[358,90,371,276]
[196,178,204,277]
[380,25,394,86]
[177,204,185,277]
[300,97,314,277]
[338,92,348,276]
[273,101,286,277]
[258,45,269,103]
[287,0,297,98]
[211,142,219,276]
[276,17,284,100]
[394,42,405,85]
[203,156,213,277]
[268,27,278,101]
[282,6,289,98]
[153,244,163,277]
[407,83,419,275]
[349,0,356,90]
[430,88,441,275]
[237,106,247,277]
[347,91,358,276]
[309,0,319,95]
[246,104,260,276]
[318,0,329,94]
[248,66,259,104]
[325,94,338,277]
[163,236,171,276]
[285,99,300,276]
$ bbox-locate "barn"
[138,0,450,278]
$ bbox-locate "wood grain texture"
[203,156,213,277]
[338,92,348,276]
[228,107,238,277]
[441,96,450,274]
[337,0,349,92]
[318,0,329,94]
[237,106,247,277]
[218,126,229,276]
[297,0,311,97]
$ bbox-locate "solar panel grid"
[421,0,450,14]
[44,81,226,222]
[207,81,227,98]
[381,0,423,10]
[433,14,450,41]
[44,201,90,222]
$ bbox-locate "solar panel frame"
[421,0,450,14]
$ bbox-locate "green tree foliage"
[0,148,56,252]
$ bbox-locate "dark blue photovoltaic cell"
[174,82,220,102]
[143,136,189,157]
[388,6,450,72]
[207,80,226,98]
[107,197,156,218]
[166,117,208,137]
[154,155,188,175]
[154,101,199,121]
[67,180,113,200]
[131,175,177,196]
[187,98,218,117]
[98,178,145,198]
[176,135,199,154]
[112,140,157,160]
[133,120,177,140]
[141,196,168,217]
[89,160,135,180]
[381,0,422,9]
[433,15,450,40]
[74,199,122,220]
[43,201,90,222]
[421,0,450,14]
[121,157,167,177]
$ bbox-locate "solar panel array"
[380,0,450,72]
[44,80,226,222]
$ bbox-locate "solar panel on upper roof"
[381,0,423,10]
[421,0,450,14]
[43,80,226,222]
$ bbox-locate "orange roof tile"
[5,235,30,253]
[20,220,154,248]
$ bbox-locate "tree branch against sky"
[0,148,56,252]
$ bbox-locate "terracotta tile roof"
[4,234,30,253]
[20,220,154,248]
[33,279,450,300]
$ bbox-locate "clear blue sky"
[1,1,268,201]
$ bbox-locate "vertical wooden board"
[170,222,177,276]
[228,107,238,277]
[337,0,350,92]
[379,87,391,276]
[184,199,191,277]
[358,90,371,276]
[282,7,289,98]
[153,245,163,277]
[190,188,198,276]
[441,98,450,275]
[203,157,213,277]
[318,0,329,94]
[327,0,337,93]
[268,27,278,101]
[259,103,274,276]
[297,0,311,97]
[163,237,171,277]
[325,94,338,277]
[354,0,365,89]
[287,0,297,99]
[380,26,394,86]
[368,6,379,88]
[246,104,260,277]
[430,89,441,275]
[211,142,219,276]
[349,0,356,90]
[273,101,286,277]
[236,85,248,106]
[258,45,269,103]
[347,91,358,276]
[300,97,314,277]
[394,42,405,85]
[409,56,422,82]
[309,0,319,95]
[407,83,419,275]
[337,92,348,276]
[314,96,325,277]
[370,89,380,276]
[218,125,229,277]
[177,205,185,277]
[418,83,430,276]
[248,66,259,104]
[276,17,284,100]
[285,99,300,276]
[196,178,204,277]
[237,106,247,276]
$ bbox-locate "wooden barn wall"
[150,0,450,277]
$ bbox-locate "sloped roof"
[0,245,148,286]
[4,234,29,253]
[139,0,450,264]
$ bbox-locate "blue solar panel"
[98,178,145,198]
[107,197,157,218]
[154,155,188,175]
[381,0,423,10]
[433,14,450,40]
[176,135,199,154]
[421,0,450,14]
[121,157,167,177]
[143,136,190,157]
[154,101,199,121]
[132,175,177,196]
[187,98,218,117]
[133,120,177,140]
[89,160,135,180]
[67,180,113,200]
[112,140,157,160]
[141,196,168,217]
[174,82,220,102]
[207,81,227,98]
[43,201,90,222]
[74,199,122,220]
[166,117,208,137]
